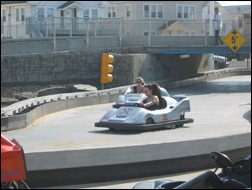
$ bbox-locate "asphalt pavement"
[3,76,251,153]
[2,75,251,188]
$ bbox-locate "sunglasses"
[136,81,142,83]
[143,90,148,92]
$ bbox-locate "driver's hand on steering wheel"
[138,103,144,107]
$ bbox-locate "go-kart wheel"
[210,152,235,172]
[146,117,154,125]
[176,113,185,127]
[180,113,185,120]
[134,103,140,107]
[109,128,116,131]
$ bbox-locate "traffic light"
[100,53,114,84]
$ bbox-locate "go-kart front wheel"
[146,117,154,125]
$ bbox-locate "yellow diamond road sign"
[223,28,246,53]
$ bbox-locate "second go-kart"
[133,152,251,189]
[1,135,30,189]
[95,86,193,131]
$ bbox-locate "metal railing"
[1,17,251,69]
[1,17,251,39]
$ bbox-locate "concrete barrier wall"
[25,132,251,171]
[1,68,250,132]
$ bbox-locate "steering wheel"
[210,152,235,172]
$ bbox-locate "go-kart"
[1,135,30,189]
[95,86,193,131]
[133,152,251,189]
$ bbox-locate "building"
[106,1,203,36]
[1,1,110,39]
[223,5,251,35]
[202,1,233,36]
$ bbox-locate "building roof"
[58,1,86,10]
[1,1,27,5]
[159,21,188,31]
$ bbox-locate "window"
[184,31,189,36]
[238,17,243,28]
[126,4,131,19]
[16,9,20,21]
[38,7,45,21]
[92,9,98,18]
[177,6,182,19]
[108,7,111,18]
[83,9,89,20]
[47,8,54,17]
[112,6,116,18]
[16,8,25,22]
[143,31,149,36]
[184,31,196,36]
[151,5,156,18]
[158,5,163,18]
[184,7,188,19]
[2,9,6,22]
[108,5,116,18]
[144,4,163,19]
[126,31,131,36]
[144,5,149,18]
[177,4,196,19]
[21,8,25,21]
[143,31,156,36]
[190,6,195,19]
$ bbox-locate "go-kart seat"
[159,97,167,109]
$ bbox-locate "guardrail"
[1,68,250,132]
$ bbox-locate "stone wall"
[1,48,210,86]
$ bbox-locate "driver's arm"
[141,96,159,108]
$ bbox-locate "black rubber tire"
[146,117,154,125]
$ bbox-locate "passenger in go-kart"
[131,77,145,93]
[139,83,161,110]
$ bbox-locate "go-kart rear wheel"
[146,117,154,125]
[175,113,185,128]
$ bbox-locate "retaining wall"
[1,68,250,132]
[1,48,210,86]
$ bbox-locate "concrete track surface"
[2,75,251,188]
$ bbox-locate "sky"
[217,1,251,6]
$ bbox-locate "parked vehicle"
[213,55,229,69]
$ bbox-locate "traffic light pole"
[101,83,104,90]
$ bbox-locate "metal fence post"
[87,20,89,49]
[119,18,122,47]
[166,20,168,36]
[70,18,72,37]
[16,24,18,38]
[53,17,56,52]
[148,19,151,46]
[46,22,48,37]
[204,19,208,46]
[94,20,97,37]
